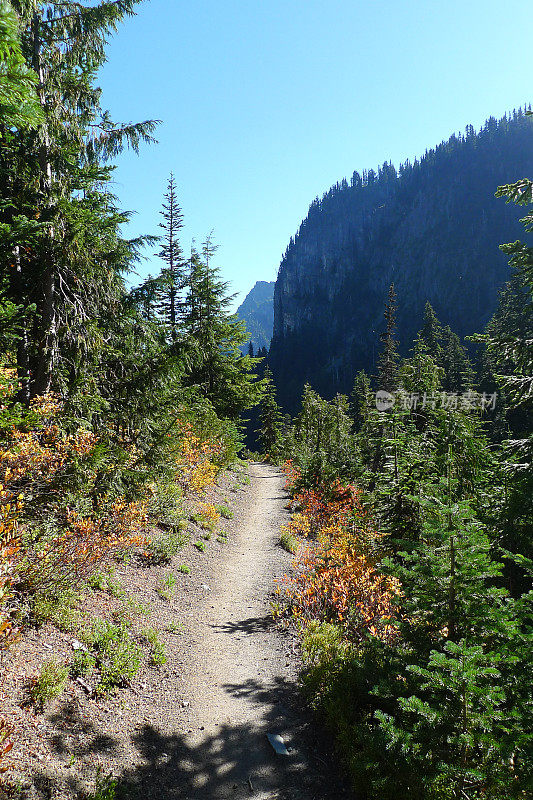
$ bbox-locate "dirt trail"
[124,462,350,799]
[178,462,307,798]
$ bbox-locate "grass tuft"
[31,659,69,708]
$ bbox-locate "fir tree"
[350,369,372,430]
[377,283,399,393]
[1,0,159,398]
[441,325,474,392]
[157,172,184,335]
[256,367,283,460]
[419,301,443,362]
[181,240,262,417]
[0,0,42,130]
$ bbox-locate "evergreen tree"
[157,172,184,334]
[485,176,533,590]
[419,301,443,362]
[256,367,283,460]
[181,240,262,417]
[441,325,474,392]
[0,0,158,398]
[0,0,42,130]
[377,283,399,392]
[350,369,372,430]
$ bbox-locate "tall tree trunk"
[30,11,56,397]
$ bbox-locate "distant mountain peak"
[236,280,275,353]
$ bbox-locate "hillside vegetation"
[0,0,263,780]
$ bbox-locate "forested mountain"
[269,110,533,410]
[236,280,274,353]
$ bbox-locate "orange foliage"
[16,500,148,594]
[0,484,22,648]
[0,390,147,611]
[278,461,399,644]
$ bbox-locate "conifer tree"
[157,172,184,335]
[1,0,158,398]
[350,369,372,430]
[441,325,474,392]
[0,0,42,130]
[377,283,399,392]
[419,301,443,362]
[181,240,262,417]
[256,366,283,460]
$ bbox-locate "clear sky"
[98,0,531,309]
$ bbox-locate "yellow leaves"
[171,420,221,495]
[197,502,220,526]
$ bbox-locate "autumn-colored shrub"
[16,500,147,596]
[0,717,13,775]
[192,502,220,531]
[0,385,148,616]
[279,534,399,644]
[0,477,23,649]
[278,460,399,645]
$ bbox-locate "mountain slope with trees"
[269,110,533,410]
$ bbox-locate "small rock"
[266,733,290,756]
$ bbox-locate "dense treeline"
[0,0,260,674]
[262,171,532,798]
[270,109,533,411]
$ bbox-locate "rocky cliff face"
[269,111,533,410]
[236,280,275,353]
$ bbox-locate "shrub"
[71,649,96,679]
[16,500,147,597]
[191,502,220,531]
[177,564,190,574]
[279,530,298,554]
[31,659,69,708]
[85,621,141,695]
[146,526,188,564]
[0,717,13,775]
[166,621,184,634]
[147,480,184,529]
[194,541,206,553]
[0,478,23,650]
[156,572,176,601]
[214,504,233,519]
[88,772,119,800]
[31,586,82,632]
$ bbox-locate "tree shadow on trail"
[16,675,353,800]
[211,614,274,636]
[107,675,351,800]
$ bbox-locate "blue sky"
[98,0,531,309]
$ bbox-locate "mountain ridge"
[269,109,533,410]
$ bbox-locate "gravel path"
[120,462,351,799]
